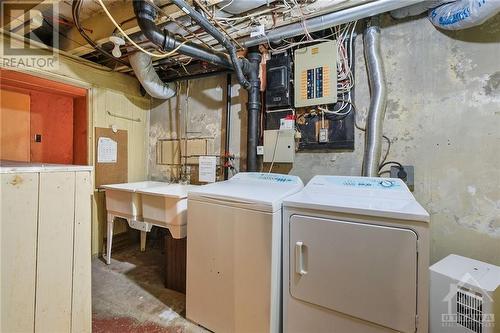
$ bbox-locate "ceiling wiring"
[96,0,188,58]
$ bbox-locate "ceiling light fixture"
[109,34,125,58]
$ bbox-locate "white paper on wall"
[97,137,117,163]
[199,156,217,183]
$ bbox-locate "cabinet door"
[35,172,75,333]
[71,171,92,333]
[0,173,38,333]
[289,215,418,333]
[0,89,30,162]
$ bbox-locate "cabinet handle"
[295,241,307,276]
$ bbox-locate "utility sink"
[101,181,165,220]
[137,184,198,239]
[101,181,197,264]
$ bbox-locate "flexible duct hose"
[129,52,176,99]
[362,25,387,177]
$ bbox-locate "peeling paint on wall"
[290,15,500,266]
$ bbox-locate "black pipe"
[224,74,232,180]
[133,0,232,69]
[163,70,231,83]
[246,47,261,172]
[169,0,251,90]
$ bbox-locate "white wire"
[218,0,235,12]
[96,0,187,58]
[268,130,281,174]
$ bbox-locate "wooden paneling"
[35,172,75,333]
[71,172,92,333]
[74,96,88,165]
[165,231,187,293]
[0,89,30,161]
[0,68,88,97]
[92,90,149,255]
[0,172,38,333]
[30,90,74,164]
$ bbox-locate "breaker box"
[266,52,293,109]
[294,40,337,108]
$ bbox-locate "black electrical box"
[265,52,293,109]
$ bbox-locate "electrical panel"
[294,40,337,108]
[266,52,293,109]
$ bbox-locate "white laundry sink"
[101,181,165,220]
[137,184,197,239]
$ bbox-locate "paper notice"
[97,137,117,163]
[199,156,217,183]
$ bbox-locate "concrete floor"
[92,242,207,333]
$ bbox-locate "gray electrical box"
[294,40,337,108]
[263,129,295,163]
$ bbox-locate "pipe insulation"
[391,0,500,30]
[362,25,387,177]
[429,0,500,30]
[129,52,176,99]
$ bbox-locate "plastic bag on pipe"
[429,0,500,30]
[390,0,453,19]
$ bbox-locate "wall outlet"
[257,146,264,155]
[390,165,414,191]
[318,128,328,143]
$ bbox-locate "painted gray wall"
[290,15,500,266]
[148,15,500,266]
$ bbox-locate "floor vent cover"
[457,287,483,333]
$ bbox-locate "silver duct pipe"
[362,24,387,177]
[129,52,176,99]
[237,0,424,48]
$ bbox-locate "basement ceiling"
[2,0,376,80]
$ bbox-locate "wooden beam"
[1,0,45,28]
[62,0,225,56]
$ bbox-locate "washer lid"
[188,172,304,213]
[284,175,429,222]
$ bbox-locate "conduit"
[238,0,425,48]
[362,22,387,177]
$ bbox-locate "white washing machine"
[282,176,430,333]
[187,172,304,333]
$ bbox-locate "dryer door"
[289,215,418,333]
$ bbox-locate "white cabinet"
[1,162,93,333]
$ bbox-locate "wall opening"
[0,68,89,165]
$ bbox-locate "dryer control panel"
[232,172,302,184]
